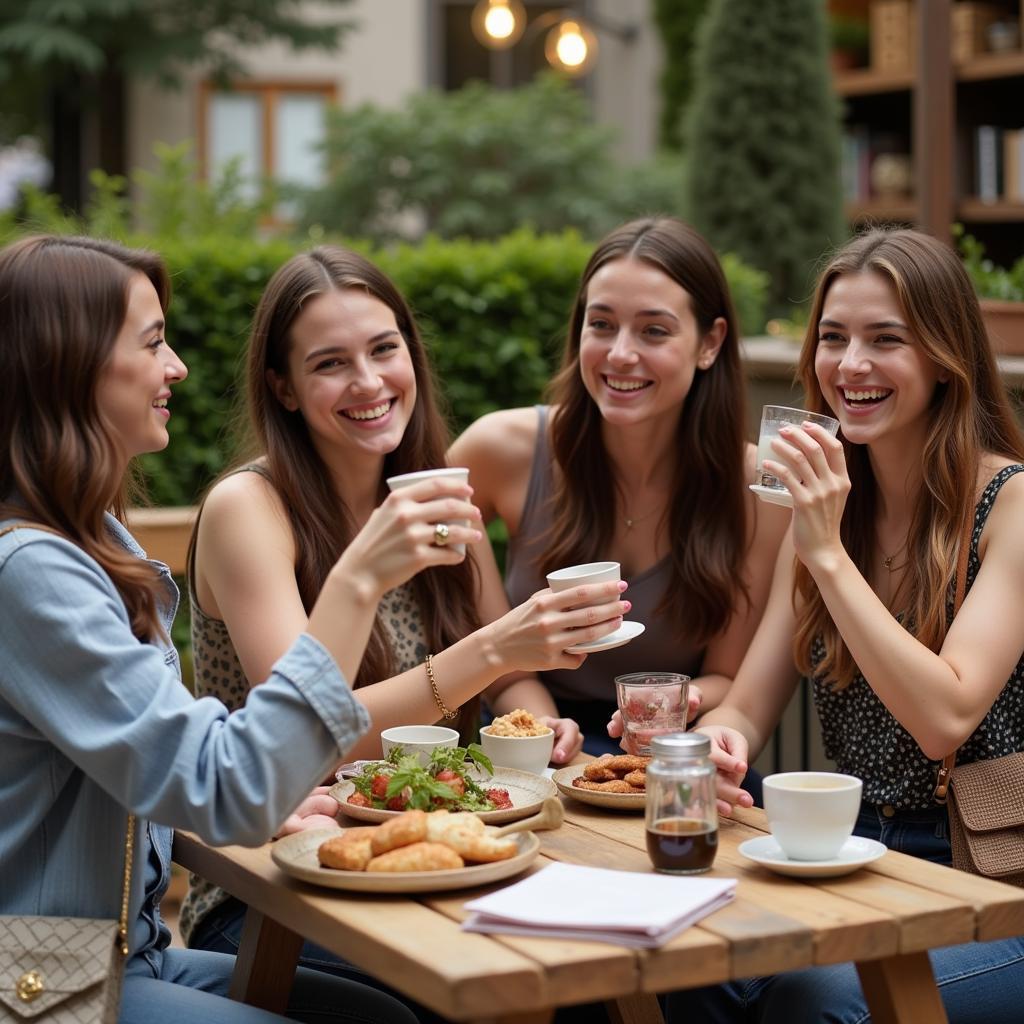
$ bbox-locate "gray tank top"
[504,406,704,705]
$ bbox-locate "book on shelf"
[1005,129,1024,203]
[976,125,1003,203]
[841,126,871,202]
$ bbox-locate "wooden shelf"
[833,66,914,96]
[957,200,1024,223]
[845,199,917,222]
[956,50,1024,83]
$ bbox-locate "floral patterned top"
[811,464,1024,809]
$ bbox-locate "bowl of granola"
[479,709,555,774]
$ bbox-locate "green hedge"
[0,228,753,504]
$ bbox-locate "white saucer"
[565,620,646,654]
[749,484,794,508]
[737,835,887,878]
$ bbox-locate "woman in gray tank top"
[451,218,789,758]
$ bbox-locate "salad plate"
[330,767,557,825]
[550,765,646,811]
[272,827,541,893]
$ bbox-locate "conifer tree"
[686,0,844,316]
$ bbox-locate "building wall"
[127,0,661,179]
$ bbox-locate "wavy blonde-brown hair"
[0,235,170,640]
[542,217,749,645]
[794,228,1024,687]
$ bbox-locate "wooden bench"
[125,506,197,576]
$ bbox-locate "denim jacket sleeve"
[0,530,371,847]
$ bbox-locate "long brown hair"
[196,246,479,689]
[794,228,1024,687]
[0,234,170,640]
[542,217,749,645]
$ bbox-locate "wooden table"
[173,800,1024,1024]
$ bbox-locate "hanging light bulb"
[471,0,526,50]
[544,18,598,76]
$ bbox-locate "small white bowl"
[479,726,555,775]
[380,725,460,766]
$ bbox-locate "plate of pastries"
[551,754,651,810]
[271,809,541,893]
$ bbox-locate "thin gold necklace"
[881,541,907,574]
[623,506,659,530]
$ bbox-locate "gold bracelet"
[425,654,460,721]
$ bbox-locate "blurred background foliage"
[298,74,686,244]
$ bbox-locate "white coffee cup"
[545,561,621,648]
[762,771,863,861]
[385,466,470,554]
[380,725,460,767]
[546,561,620,591]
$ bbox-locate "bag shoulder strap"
[0,520,137,955]
[933,510,974,803]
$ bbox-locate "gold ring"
[433,522,451,547]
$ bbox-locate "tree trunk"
[48,66,127,212]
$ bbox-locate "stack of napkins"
[462,862,736,948]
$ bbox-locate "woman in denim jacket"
[0,235,481,1024]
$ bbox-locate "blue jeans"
[123,945,418,1024]
[190,898,446,1024]
[666,804,1024,1023]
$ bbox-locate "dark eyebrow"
[139,319,164,337]
[587,302,680,323]
[819,318,909,331]
[303,329,400,365]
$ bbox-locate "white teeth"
[153,399,168,408]
[843,388,890,401]
[606,377,649,392]
[344,401,391,421]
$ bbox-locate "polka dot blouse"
[810,464,1024,809]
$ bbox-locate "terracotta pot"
[981,299,1024,356]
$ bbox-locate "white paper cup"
[762,771,862,861]
[385,466,470,554]
[756,406,840,493]
[380,725,460,767]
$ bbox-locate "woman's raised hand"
[337,477,482,597]
[762,421,850,573]
[484,582,630,673]
[696,725,754,815]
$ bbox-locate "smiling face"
[94,273,187,462]
[577,257,725,432]
[814,271,948,448]
[269,288,417,466]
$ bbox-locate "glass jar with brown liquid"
[645,732,718,874]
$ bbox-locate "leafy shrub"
[298,74,686,243]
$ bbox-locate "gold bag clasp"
[16,969,44,1003]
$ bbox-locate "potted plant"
[959,229,1024,356]
[830,13,869,72]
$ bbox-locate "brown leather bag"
[934,513,1024,887]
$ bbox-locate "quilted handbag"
[933,513,1024,887]
[0,523,136,1021]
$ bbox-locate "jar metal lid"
[650,732,710,757]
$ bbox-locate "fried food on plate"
[572,777,636,793]
[318,834,374,871]
[370,809,428,855]
[425,809,486,842]
[366,841,465,873]
[623,769,646,788]
[603,754,650,773]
